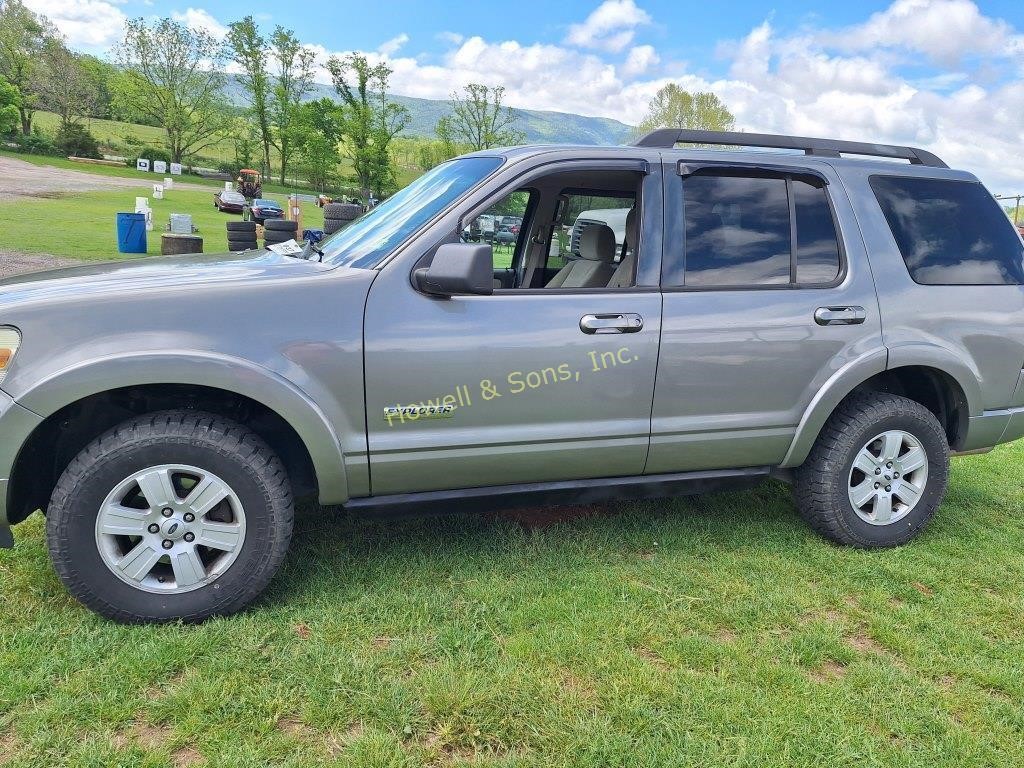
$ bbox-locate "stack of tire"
[226,221,258,252]
[323,202,362,235]
[264,219,299,247]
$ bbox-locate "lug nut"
[183,512,195,523]
[162,508,173,517]
[885,485,892,492]
[184,532,195,543]
[886,462,893,469]
[148,523,160,533]
[162,539,173,549]
[874,483,881,489]
[874,468,882,475]
[893,472,900,479]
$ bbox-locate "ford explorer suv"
[2,129,1023,623]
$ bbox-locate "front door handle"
[814,306,866,326]
[580,313,643,334]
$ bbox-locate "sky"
[22,0,1024,192]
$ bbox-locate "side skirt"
[343,467,771,520]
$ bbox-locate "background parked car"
[214,189,246,214]
[250,198,284,225]
[494,225,517,244]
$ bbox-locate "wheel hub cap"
[94,464,247,594]
[848,430,928,526]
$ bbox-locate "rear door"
[647,161,883,473]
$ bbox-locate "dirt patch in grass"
[848,633,887,655]
[808,660,847,682]
[912,581,935,596]
[0,729,18,764]
[172,746,203,767]
[277,716,312,739]
[113,721,172,751]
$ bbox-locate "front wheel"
[794,392,949,548]
[47,411,293,623]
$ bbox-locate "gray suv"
[3,129,1024,623]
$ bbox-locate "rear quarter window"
[870,176,1024,285]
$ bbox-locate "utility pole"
[995,194,1023,225]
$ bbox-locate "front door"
[363,163,663,495]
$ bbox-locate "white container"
[135,197,149,214]
[169,213,192,235]
[152,184,164,200]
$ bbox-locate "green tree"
[35,39,99,131]
[0,0,57,134]
[637,84,735,135]
[326,52,409,201]
[0,73,19,134]
[114,17,229,163]
[436,83,524,152]
[77,54,117,119]
[289,98,342,193]
[269,26,315,185]
[225,17,272,176]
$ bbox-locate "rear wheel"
[47,411,293,623]
[794,392,949,548]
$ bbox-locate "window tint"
[794,179,841,283]
[681,175,791,287]
[870,176,1024,285]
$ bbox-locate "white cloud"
[622,44,659,77]
[566,0,651,53]
[378,33,409,57]
[171,8,228,39]
[23,0,126,49]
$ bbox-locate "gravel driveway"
[0,249,78,279]
[0,155,210,202]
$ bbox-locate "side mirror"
[414,243,494,297]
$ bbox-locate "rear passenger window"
[668,171,842,288]
[794,179,841,283]
[870,176,1024,285]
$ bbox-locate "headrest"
[625,208,638,248]
[579,223,616,263]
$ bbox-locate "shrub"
[55,123,101,158]
[127,146,173,167]
[12,129,59,156]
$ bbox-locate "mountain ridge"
[222,76,635,146]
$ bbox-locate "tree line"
[0,0,736,200]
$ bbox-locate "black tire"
[226,221,257,233]
[794,392,949,548]
[46,411,294,623]
[263,233,293,246]
[323,217,346,235]
[323,202,361,221]
[264,219,297,233]
[227,239,258,251]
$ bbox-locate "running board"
[343,467,771,519]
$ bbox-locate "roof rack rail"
[632,128,948,168]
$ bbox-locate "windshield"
[319,156,503,268]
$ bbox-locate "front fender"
[13,351,349,503]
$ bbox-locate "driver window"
[461,190,532,270]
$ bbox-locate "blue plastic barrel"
[116,212,147,254]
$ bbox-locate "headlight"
[0,328,21,385]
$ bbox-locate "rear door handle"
[580,313,643,334]
[814,306,866,326]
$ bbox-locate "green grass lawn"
[0,184,325,262]
[2,443,1024,767]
